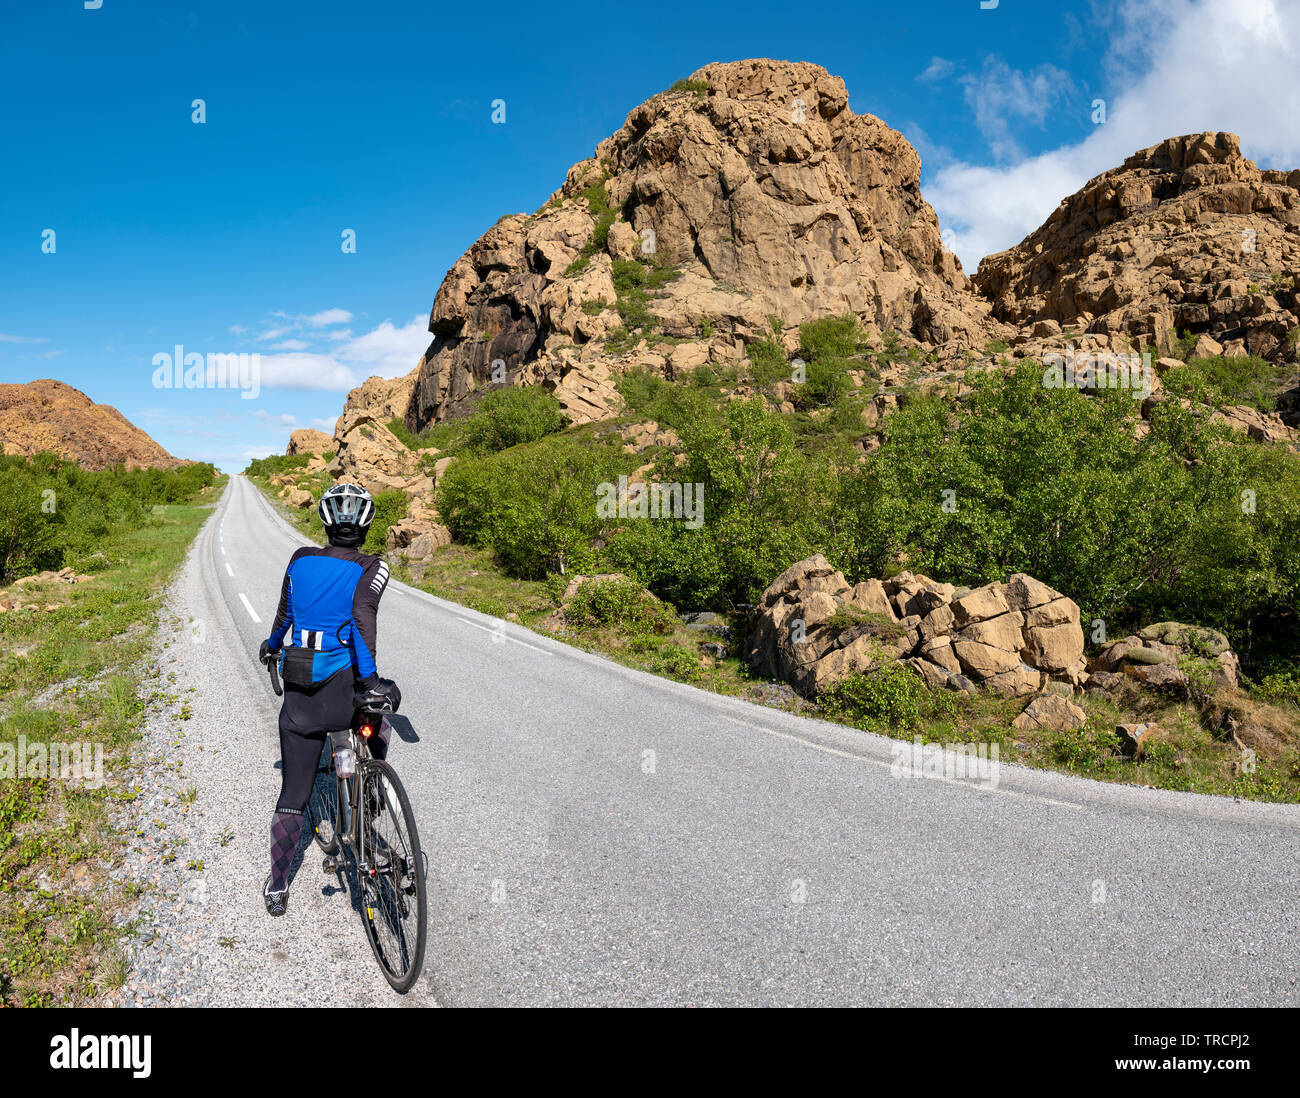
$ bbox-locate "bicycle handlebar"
[264,654,283,697]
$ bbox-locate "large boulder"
[286,428,332,456]
[1012,692,1087,733]
[746,558,1086,698]
[1095,621,1240,691]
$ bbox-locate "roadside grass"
[819,669,1300,802]
[0,486,221,1005]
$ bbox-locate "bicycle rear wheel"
[357,759,427,993]
[307,741,340,855]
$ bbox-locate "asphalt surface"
[161,474,1300,1005]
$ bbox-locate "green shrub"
[668,78,709,96]
[799,315,860,361]
[463,387,565,454]
[795,314,859,406]
[363,490,408,555]
[1161,354,1283,411]
[833,358,1300,666]
[818,662,929,732]
[244,453,310,477]
[387,418,440,451]
[746,337,789,387]
[437,433,634,578]
[565,577,677,634]
[605,398,838,607]
[0,454,218,583]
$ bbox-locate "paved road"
[194,474,1300,1005]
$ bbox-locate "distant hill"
[0,378,179,470]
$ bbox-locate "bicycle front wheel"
[357,759,427,993]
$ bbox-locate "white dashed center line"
[238,593,261,623]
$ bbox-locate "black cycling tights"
[269,671,388,893]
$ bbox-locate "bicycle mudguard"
[382,713,419,744]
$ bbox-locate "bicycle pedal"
[322,856,340,874]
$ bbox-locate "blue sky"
[1,0,1296,471]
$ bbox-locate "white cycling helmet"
[319,482,375,546]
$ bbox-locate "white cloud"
[335,317,429,380]
[246,315,428,392]
[309,416,337,431]
[928,0,1300,271]
[917,57,954,83]
[252,352,360,391]
[272,339,309,351]
[0,333,48,343]
[252,409,298,426]
[958,56,1076,163]
[307,308,352,327]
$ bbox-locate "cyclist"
[258,482,400,917]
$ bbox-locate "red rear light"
[360,723,374,739]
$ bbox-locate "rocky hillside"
[0,379,179,470]
[976,132,1300,362]
[394,58,1002,431]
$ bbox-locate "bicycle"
[264,653,428,993]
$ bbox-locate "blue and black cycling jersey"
[265,545,389,683]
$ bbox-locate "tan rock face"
[340,372,419,427]
[286,428,332,456]
[0,379,179,471]
[974,132,1300,362]
[746,558,1086,698]
[405,59,996,433]
[330,410,420,494]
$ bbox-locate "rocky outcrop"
[975,132,1300,362]
[340,373,418,426]
[745,555,1086,697]
[0,379,179,470]
[406,59,998,432]
[1095,621,1241,692]
[285,428,332,456]
[328,410,425,493]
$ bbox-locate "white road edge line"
[238,593,262,623]
[720,714,1082,810]
[453,615,551,654]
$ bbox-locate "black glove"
[354,676,401,712]
[259,639,279,664]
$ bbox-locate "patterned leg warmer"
[269,809,304,893]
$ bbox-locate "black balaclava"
[327,524,368,549]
